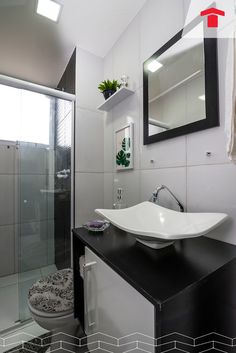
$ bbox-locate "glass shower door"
[18,90,73,322]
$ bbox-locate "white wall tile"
[139,86,187,169]
[99,0,236,249]
[113,16,141,91]
[75,108,104,173]
[76,48,104,110]
[0,225,15,277]
[113,90,140,171]
[0,175,14,225]
[104,173,114,209]
[140,0,184,64]
[75,172,104,227]
[104,111,113,173]
[140,168,187,211]
[0,145,15,174]
[186,38,230,166]
[187,164,236,245]
[183,0,191,19]
[113,170,140,207]
[140,136,187,170]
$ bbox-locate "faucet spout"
[150,185,184,212]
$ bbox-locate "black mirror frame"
[143,17,220,145]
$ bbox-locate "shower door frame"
[0,74,76,332]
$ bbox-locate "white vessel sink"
[95,202,228,249]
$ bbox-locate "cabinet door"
[84,246,155,338]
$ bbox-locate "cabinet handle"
[83,261,97,331]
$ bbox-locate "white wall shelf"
[149,70,202,103]
[97,87,134,112]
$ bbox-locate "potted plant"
[98,79,121,100]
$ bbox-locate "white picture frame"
[115,123,134,171]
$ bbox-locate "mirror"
[143,18,219,145]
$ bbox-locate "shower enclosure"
[0,77,75,331]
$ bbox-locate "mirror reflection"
[147,27,205,137]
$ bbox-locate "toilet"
[28,268,75,330]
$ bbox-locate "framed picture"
[115,123,134,171]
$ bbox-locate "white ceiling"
[0,0,146,87]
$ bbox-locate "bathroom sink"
[95,202,228,249]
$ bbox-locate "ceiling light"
[198,95,205,101]
[36,0,62,22]
[147,60,163,73]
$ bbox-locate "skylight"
[36,0,61,22]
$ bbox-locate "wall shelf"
[149,70,202,103]
[97,87,134,112]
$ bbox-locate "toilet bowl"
[28,268,75,330]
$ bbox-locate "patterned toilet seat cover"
[28,268,74,314]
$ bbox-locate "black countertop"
[73,225,236,308]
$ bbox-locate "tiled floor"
[0,321,49,353]
[0,319,84,353]
[0,265,57,332]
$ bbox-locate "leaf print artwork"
[115,123,133,170]
[122,137,130,152]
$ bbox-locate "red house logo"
[200,7,225,28]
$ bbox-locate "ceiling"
[0,0,146,87]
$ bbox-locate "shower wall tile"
[0,283,19,331]
[47,176,55,220]
[0,145,15,174]
[19,146,47,175]
[0,225,15,277]
[20,174,47,222]
[20,221,48,271]
[47,220,55,265]
[0,175,14,225]
[75,172,104,227]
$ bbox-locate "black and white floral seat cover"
[28,268,74,314]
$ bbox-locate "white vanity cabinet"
[84,246,155,339]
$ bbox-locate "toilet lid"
[28,268,74,315]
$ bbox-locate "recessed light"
[198,95,205,101]
[36,0,62,22]
[147,60,163,73]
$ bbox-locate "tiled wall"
[19,143,55,273]
[74,48,104,226]
[0,143,17,277]
[102,0,236,245]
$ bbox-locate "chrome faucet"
[149,185,184,212]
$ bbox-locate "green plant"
[98,79,121,92]
[116,137,131,168]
